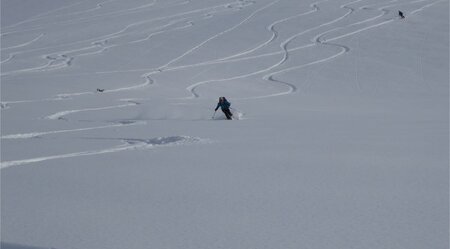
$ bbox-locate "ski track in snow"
[2,0,437,103]
[0,0,260,110]
[158,0,280,70]
[185,0,439,99]
[2,0,436,97]
[2,0,439,103]
[184,0,368,98]
[0,33,45,51]
[1,0,443,168]
[45,100,140,120]
[1,120,146,140]
[0,1,90,31]
[0,0,179,36]
[0,0,244,56]
[1,136,208,169]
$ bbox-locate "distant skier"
[398,10,405,19]
[97,88,105,92]
[214,97,233,120]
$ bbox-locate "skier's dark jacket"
[215,99,231,111]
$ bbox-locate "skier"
[398,10,405,19]
[214,97,233,120]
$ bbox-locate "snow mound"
[123,135,207,147]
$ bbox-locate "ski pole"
[212,110,216,119]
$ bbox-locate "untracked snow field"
[1,0,448,248]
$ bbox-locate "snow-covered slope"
[1,0,448,248]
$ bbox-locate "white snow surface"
[1,0,448,248]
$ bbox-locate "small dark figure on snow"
[398,10,405,19]
[97,88,105,92]
[215,97,233,120]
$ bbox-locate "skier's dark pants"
[222,108,233,120]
